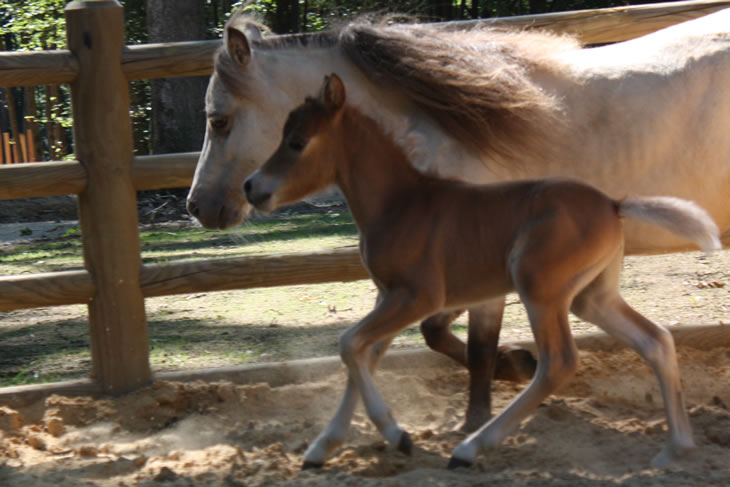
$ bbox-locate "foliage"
[1,0,67,50]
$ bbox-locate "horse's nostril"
[187,199,200,217]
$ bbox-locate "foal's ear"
[321,73,346,112]
[225,24,255,66]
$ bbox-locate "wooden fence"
[1,0,729,398]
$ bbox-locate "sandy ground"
[1,345,729,486]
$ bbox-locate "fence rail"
[0,152,198,199]
[1,0,728,396]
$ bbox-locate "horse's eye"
[288,139,306,152]
[210,118,228,132]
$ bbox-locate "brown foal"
[244,74,720,470]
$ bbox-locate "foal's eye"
[209,118,229,132]
[288,139,306,152]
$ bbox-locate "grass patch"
[0,209,359,274]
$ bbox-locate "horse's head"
[244,74,346,212]
[187,17,290,229]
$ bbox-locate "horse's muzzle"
[186,191,245,229]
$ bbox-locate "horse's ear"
[225,24,253,66]
[243,24,263,41]
[322,73,346,112]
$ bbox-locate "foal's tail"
[618,197,721,253]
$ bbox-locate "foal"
[244,74,720,470]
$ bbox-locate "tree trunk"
[530,0,548,14]
[146,0,207,155]
[272,0,300,34]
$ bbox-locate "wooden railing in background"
[0,0,729,397]
[1,130,36,164]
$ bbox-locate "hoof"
[447,456,473,470]
[495,346,537,382]
[397,431,413,456]
[650,441,695,469]
[301,461,324,471]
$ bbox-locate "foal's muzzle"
[243,173,275,211]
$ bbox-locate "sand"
[1,345,729,486]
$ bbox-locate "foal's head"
[244,74,346,212]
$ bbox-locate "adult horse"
[186,8,730,431]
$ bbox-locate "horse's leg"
[570,254,695,468]
[302,336,394,469]
[420,302,536,381]
[420,299,537,432]
[461,299,504,432]
[449,296,579,468]
[420,308,467,365]
[338,288,438,454]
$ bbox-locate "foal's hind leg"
[570,254,695,468]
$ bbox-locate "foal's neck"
[334,106,424,230]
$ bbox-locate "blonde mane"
[339,21,579,160]
[216,14,580,161]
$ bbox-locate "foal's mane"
[217,13,580,161]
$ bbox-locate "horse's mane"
[339,20,580,160]
[217,13,580,161]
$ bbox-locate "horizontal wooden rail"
[140,246,368,297]
[0,50,78,88]
[0,152,199,199]
[1,1,729,87]
[131,152,199,190]
[0,270,94,311]
[460,0,730,44]
[122,40,220,81]
[0,248,368,312]
[0,160,87,199]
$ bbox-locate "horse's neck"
[334,106,423,230]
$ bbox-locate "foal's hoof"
[495,345,537,383]
[650,441,696,469]
[397,431,413,456]
[301,461,324,471]
[447,456,473,470]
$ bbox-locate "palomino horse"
[188,9,730,429]
[244,74,720,469]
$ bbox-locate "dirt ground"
[1,345,729,486]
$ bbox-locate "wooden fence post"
[65,0,150,394]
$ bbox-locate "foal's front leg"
[302,337,393,469]
[307,288,438,467]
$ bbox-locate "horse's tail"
[617,197,721,253]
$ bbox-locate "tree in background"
[146,0,208,155]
